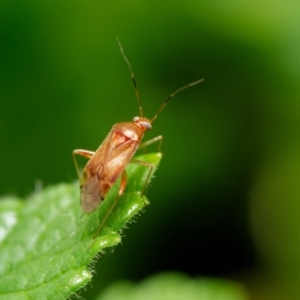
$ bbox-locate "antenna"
[150,78,204,123]
[116,37,143,118]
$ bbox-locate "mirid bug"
[73,38,203,233]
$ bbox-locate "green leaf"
[95,272,249,300]
[0,153,162,300]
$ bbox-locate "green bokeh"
[1,1,300,299]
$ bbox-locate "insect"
[72,38,203,232]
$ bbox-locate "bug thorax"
[133,116,152,131]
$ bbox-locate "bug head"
[116,38,204,124]
[133,116,152,131]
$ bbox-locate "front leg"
[139,135,163,152]
[72,149,95,180]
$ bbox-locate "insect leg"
[130,158,154,198]
[139,135,163,152]
[134,136,163,195]
[93,170,128,239]
[118,168,128,196]
[72,149,94,180]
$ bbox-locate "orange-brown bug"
[73,38,203,232]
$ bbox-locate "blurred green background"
[1,0,300,299]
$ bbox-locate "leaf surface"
[0,153,162,300]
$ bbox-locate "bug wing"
[80,174,102,213]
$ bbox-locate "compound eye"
[133,116,140,121]
[141,121,152,130]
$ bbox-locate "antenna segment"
[150,78,204,123]
[116,37,143,118]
